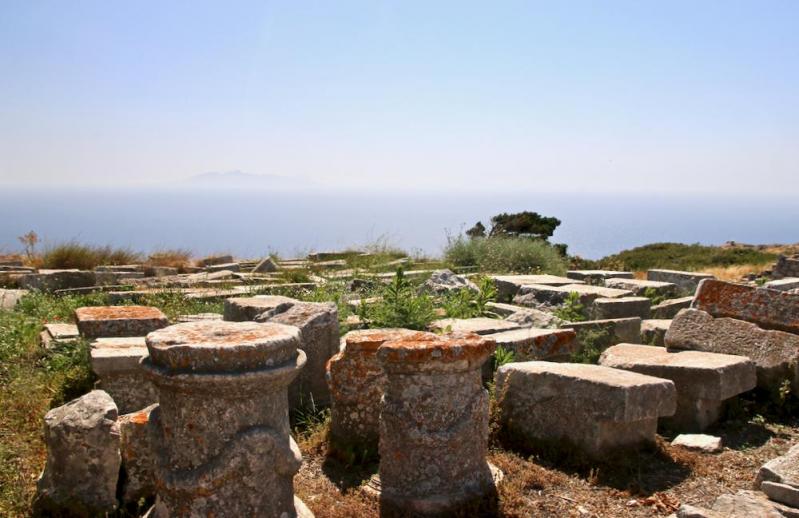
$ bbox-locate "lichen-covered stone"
[666,308,799,392]
[326,328,422,452]
[90,337,157,414]
[223,295,297,321]
[119,404,158,504]
[485,328,578,361]
[430,317,521,335]
[19,270,96,292]
[496,362,676,458]
[418,269,479,295]
[492,274,581,300]
[75,305,168,339]
[605,278,678,298]
[599,344,756,431]
[647,269,714,296]
[514,283,633,310]
[693,279,799,334]
[592,296,651,320]
[33,390,120,517]
[142,321,312,517]
[374,332,499,514]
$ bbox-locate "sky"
[1,1,797,193]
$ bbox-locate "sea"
[0,187,797,260]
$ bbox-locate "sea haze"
[0,187,797,260]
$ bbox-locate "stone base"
[145,495,314,517]
[663,396,723,433]
[364,463,503,516]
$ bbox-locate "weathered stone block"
[34,390,120,517]
[253,256,279,273]
[495,362,676,457]
[652,296,694,319]
[94,271,145,286]
[757,443,799,508]
[566,270,634,282]
[327,329,422,452]
[0,288,27,309]
[711,490,787,518]
[75,305,168,339]
[91,337,157,414]
[563,317,642,350]
[666,308,799,392]
[514,283,633,310]
[647,269,714,295]
[198,254,233,267]
[119,404,157,504]
[764,278,799,292]
[142,266,178,277]
[142,321,311,517]
[485,327,578,361]
[774,255,799,279]
[19,270,96,292]
[592,296,651,320]
[599,344,756,431]
[223,295,297,321]
[492,274,582,300]
[419,269,478,295]
[693,279,799,334]
[206,261,241,273]
[605,277,678,297]
[374,332,499,514]
[430,317,521,335]
[259,301,339,408]
[641,319,671,346]
[671,434,722,453]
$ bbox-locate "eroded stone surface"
[496,362,676,457]
[563,317,642,350]
[605,278,678,298]
[671,434,723,453]
[566,270,634,282]
[641,319,672,346]
[514,283,633,310]
[486,328,578,361]
[0,288,27,309]
[693,279,799,334]
[75,305,168,339]
[142,321,311,517]
[764,278,799,292]
[119,404,157,504]
[599,344,755,431]
[375,332,498,514]
[91,337,157,414]
[34,390,120,517]
[223,295,297,321]
[419,269,479,295]
[430,317,521,335]
[666,308,799,392]
[757,443,799,505]
[647,269,714,295]
[326,328,424,452]
[652,296,694,319]
[492,274,581,300]
[19,270,96,292]
[592,296,651,320]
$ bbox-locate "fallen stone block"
[711,491,788,518]
[94,271,145,286]
[566,270,634,283]
[647,269,714,295]
[599,344,755,431]
[206,261,241,273]
[485,327,578,361]
[75,305,169,339]
[223,295,297,321]
[605,277,678,298]
[514,283,633,310]
[642,319,671,346]
[666,308,799,392]
[496,362,675,458]
[592,296,651,320]
[175,312,223,323]
[33,390,120,517]
[492,274,581,300]
[430,317,521,335]
[91,337,158,414]
[19,270,96,292]
[0,288,27,309]
[762,481,799,509]
[119,404,157,505]
[253,256,279,273]
[764,278,799,292]
[757,443,799,509]
[693,279,799,334]
[198,254,233,267]
[418,269,478,295]
[39,323,80,349]
[774,255,799,279]
[562,317,642,350]
[652,296,694,319]
[671,434,723,453]
[258,301,339,407]
[327,328,423,452]
[142,265,179,277]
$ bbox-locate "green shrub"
[570,328,610,364]
[442,277,498,319]
[553,292,587,322]
[642,287,667,306]
[41,241,142,270]
[596,242,777,272]
[493,345,516,371]
[362,269,435,330]
[444,235,568,275]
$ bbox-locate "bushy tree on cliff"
[466,212,561,241]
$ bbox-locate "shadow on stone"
[320,448,378,493]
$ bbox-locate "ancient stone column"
[326,328,420,453]
[375,331,499,515]
[141,321,313,518]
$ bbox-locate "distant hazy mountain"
[186,170,307,189]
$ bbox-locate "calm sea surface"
[1,188,797,260]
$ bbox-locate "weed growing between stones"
[570,328,611,364]
[442,276,498,319]
[553,292,588,323]
[137,291,223,321]
[360,269,435,330]
[642,286,668,306]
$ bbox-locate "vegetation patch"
[586,242,778,272]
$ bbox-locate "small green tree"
[465,221,486,238]
[488,211,561,240]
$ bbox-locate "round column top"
[377,331,496,371]
[145,321,300,374]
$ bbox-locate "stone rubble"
[671,434,723,453]
[418,268,479,295]
[75,305,168,339]
[647,269,714,296]
[605,277,678,298]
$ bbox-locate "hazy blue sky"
[1,1,797,192]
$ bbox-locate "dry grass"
[145,249,194,272]
[40,242,142,270]
[634,263,769,282]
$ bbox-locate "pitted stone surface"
[34,390,120,517]
[592,296,651,320]
[652,296,694,319]
[223,295,297,321]
[75,305,168,339]
[605,278,678,298]
[119,404,158,504]
[757,443,799,506]
[430,317,521,335]
[141,321,311,517]
[599,344,756,431]
[514,283,633,310]
[641,319,672,346]
[566,270,634,282]
[496,362,676,457]
[375,332,498,514]
[647,269,714,295]
[91,337,157,413]
[666,308,799,392]
[693,279,799,334]
[259,301,339,407]
[492,274,581,300]
[485,327,578,361]
[419,269,479,295]
[327,328,424,451]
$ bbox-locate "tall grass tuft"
[445,235,568,275]
[41,242,142,270]
[146,249,194,272]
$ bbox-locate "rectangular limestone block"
[599,344,756,431]
[75,306,169,339]
[605,278,678,298]
[693,279,799,334]
[592,296,651,320]
[757,443,799,504]
[18,270,97,292]
[764,278,799,292]
[665,308,799,392]
[652,296,694,319]
[566,270,634,282]
[492,274,582,300]
[647,269,714,295]
[485,328,578,361]
[774,256,799,279]
[514,283,633,309]
[641,319,671,346]
[429,317,521,335]
[90,337,156,414]
[223,295,297,321]
[495,362,675,457]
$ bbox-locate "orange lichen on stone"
[76,305,166,321]
[342,328,422,353]
[378,331,496,364]
[693,279,799,334]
